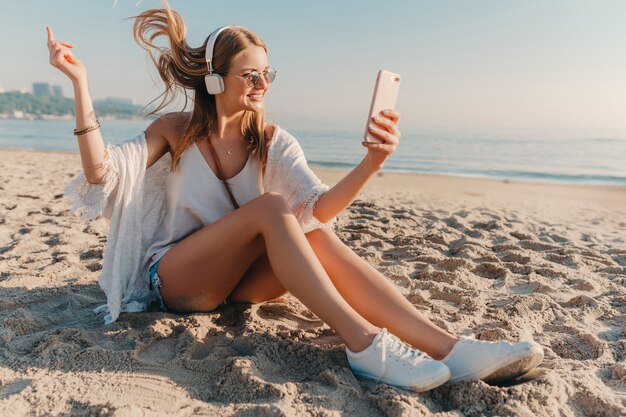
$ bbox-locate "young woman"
[46,3,543,393]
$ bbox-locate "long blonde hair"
[132,2,270,172]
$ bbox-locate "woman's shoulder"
[265,125,306,162]
[266,124,297,145]
[147,112,191,147]
[265,124,276,140]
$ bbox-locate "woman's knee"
[255,191,290,213]
[249,192,297,229]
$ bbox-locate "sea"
[1,119,625,186]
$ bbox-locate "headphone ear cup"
[205,74,225,95]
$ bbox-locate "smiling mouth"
[247,93,264,100]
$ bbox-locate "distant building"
[102,97,134,105]
[52,85,63,97]
[0,85,5,93]
[32,82,63,97]
[33,82,52,96]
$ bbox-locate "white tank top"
[146,142,263,266]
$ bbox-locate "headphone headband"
[205,26,231,73]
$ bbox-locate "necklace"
[211,133,233,156]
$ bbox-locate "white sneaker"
[442,335,544,384]
[346,328,451,392]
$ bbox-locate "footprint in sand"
[189,333,233,360]
[135,338,178,364]
[545,325,606,361]
[215,357,284,402]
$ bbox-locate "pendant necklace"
[212,133,233,156]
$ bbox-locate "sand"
[0,148,625,416]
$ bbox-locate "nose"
[254,73,269,89]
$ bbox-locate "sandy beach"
[0,147,625,416]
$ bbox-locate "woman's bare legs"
[157,192,378,352]
[226,251,288,304]
[306,228,458,360]
[228,227,458,360]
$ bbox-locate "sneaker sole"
[353,367,451,393]
[449,343,544,384]
[408,367,451,392]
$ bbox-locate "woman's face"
[219,45,270,114]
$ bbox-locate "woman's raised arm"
[47,26,108,184]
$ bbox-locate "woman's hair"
[132,1,270,172]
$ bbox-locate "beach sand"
[0,148,625,416]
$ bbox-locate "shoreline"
[1,147,625,193]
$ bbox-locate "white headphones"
[204,26,231,95]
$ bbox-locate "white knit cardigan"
[65,126,334,324]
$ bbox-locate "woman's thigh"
[226,227,335,305]
[226,251,287,304]
[156,193,286,312]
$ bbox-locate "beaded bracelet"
[74,120,101,136]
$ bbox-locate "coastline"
[2,118,626,187]
[2,146,626,193]
[315,167,626,210]
[1,147,625,416]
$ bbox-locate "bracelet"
[74,120,101,136]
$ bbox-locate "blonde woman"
[47,2,543,393]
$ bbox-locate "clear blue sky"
[2,0,626,131]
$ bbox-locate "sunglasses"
[224,67,277,88]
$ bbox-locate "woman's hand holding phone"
[362,109,402,170]
[361,69,401,171]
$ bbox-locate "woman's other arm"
[47,27,171,183]
[47,26,107,184]
[313,109,401,223]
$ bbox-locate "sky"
[1,0,626,131]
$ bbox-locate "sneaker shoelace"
[379,329,426,368]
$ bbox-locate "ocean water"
[1,119,625,186]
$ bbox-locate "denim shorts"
[149,260,167,310]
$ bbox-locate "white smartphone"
[363,69,401,143]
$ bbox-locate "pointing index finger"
[46,26,54,44]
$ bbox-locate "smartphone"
[363,69,401,143]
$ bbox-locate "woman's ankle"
[430,336,460,360]
[344,327,380,353]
